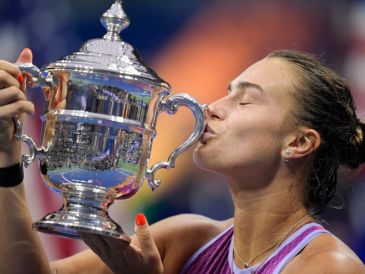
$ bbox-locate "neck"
[230,178,313,268]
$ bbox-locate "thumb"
[135,213,159,257]
[17,48,33,63]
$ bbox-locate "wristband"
[0,163,24,187]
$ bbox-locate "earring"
[281,147,292,162]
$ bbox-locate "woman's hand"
[81,213,164,274]
[0,48,35,166]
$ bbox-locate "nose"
[206,100,225,120]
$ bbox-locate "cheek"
[225,132,281,166]
[222,117,285,166]
[193,136,281,173]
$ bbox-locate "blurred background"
[0,0,364,263]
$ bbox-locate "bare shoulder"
[283,233,365,274]
[151,214,233,273]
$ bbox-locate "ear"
[282,129,321,160]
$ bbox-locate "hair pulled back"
[268,50,365,214]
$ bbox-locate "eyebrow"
[228,81,264,94]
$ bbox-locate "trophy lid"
[44,0,169,88]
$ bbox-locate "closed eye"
[239,102,251,106]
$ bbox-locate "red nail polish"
[17,73,24,84]
[135,213,147,226]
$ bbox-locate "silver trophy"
[14,0,206,241]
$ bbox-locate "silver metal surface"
[101,0,129,42]
[43,0,168,87]
[13,115,47,167]
[146,94,205,191]
[14,0,206,240]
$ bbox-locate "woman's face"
[193,57,300,178]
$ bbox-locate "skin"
[0,49,364,274]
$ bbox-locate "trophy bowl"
[14,0,206,241]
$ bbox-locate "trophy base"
[33,207,131,242]
[32,183,130,242]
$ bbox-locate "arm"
[0,49,52,274]
[51,249,111,274]
[0,184,52,274]
[51,214,227,274]
[52,214,164,274]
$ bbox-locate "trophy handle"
[146,93,207,191]
[13,63,51,167]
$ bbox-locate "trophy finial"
[101,0,130,42]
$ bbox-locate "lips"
[200,124,217,144]
[205,124,216,134]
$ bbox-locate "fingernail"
[135,213,147,226]
[17,72,24,84]
[21,48,31,55]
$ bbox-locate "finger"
[0,61,20,80]
[0,72,20,90]
[101,234,133,262]
[54,99,66,110]
[17,48,33,63]
[80,232,130,252]
[0,86,26,106]
[79,232,108,256]
[0,100,35,119]
[134,213,159,258]
[80,232,133,273]
[0,48,33,89]
[17,48,33,91]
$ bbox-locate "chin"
[192,145,222,173]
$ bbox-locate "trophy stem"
[33,183,130,242]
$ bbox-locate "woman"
[0,48,364,274]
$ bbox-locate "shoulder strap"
[257,223,328,274]
[180,224,233,273]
